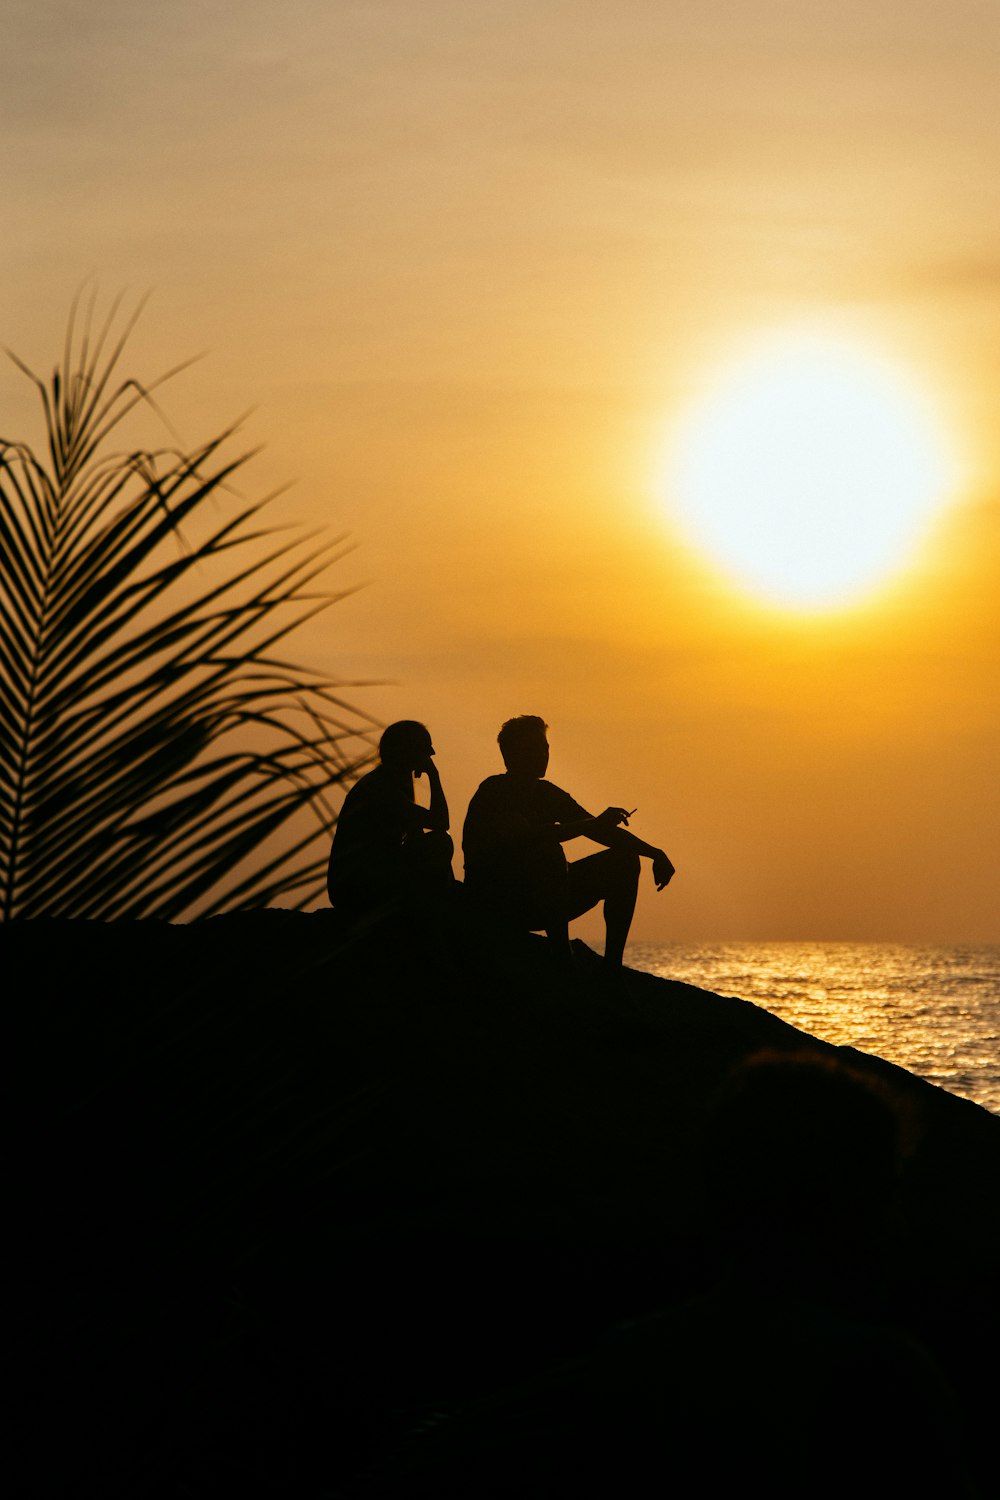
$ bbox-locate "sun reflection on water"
[626,942,1000,1116]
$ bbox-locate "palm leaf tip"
[0,297,375,922]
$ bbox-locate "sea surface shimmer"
[626,942,1000,1116]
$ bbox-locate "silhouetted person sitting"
[327,720,453,920]
[462,714,674,966]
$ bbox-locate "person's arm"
[531,797,636,850]
[414,757,449,832]
[547,808,624,845]
[514,787,635,851]
[584,811,676,891]
[475,784,661,873]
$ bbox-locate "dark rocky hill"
[7,909,998,1496]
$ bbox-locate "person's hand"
[592,806,632,837]
[413,755,436,780]
[652,850,675,891]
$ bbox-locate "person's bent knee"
[404,829,455,890]
[605,846,641,896]
[421,829,454,862]
[607,845,641,881]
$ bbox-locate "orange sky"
[3,1,998,941]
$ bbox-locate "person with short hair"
[327,720,453,916]
[462,715,674,966]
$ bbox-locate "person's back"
[328,764,417,903]
[462,771,588,907]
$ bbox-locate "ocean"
[625,942,1000,1117]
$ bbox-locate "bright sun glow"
[663,333,958,609]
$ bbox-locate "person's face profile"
[412,732,434,775]
[520,731,549,778]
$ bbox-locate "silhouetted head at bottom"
[699,1047,905,1287]
[379,1049,973,1499]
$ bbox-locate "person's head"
[497,715,549,777]
[378,720,434,773]
[699,1048,904,1271]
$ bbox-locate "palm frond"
[0,299,379,920]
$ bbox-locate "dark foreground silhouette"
[7,908,998,1498]
[386,1051,981,1497]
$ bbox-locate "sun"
[661,332,958,609]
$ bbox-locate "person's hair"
[378,720,430,768]
[497,715,548,765]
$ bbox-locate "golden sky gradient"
[3,0,998,940]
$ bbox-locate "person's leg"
[601,846,640,966]
[479,845,577,963]
[497,842,574,955]
[403,830,455,894]
[521,843,572,954]
[566,847,641,966]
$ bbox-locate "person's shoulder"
[465,775,511,819]
[539,778,576,801]
[539,780,587,814]
[342,765,389,804]
[470,774,508,797]
[347,765,380,792]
